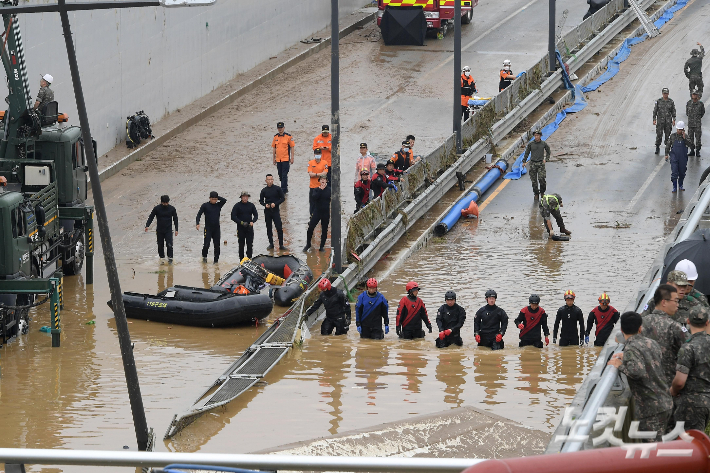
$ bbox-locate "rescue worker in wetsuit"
[306,278,350,335]
[539,193,571,236]
[354,169,372,213]
[499,59,515,92]
[553,290,585,346]
[515,294,550,348]
[436,291,466,348]
[391,141,413,174]
[473,289,508,350]
[585,292,620,346]
[231,191,259,261]
[355,278,389,339]
[371,163,397,198]
[145,194,178,262]
[461,66,477,122]
[396,281,432,339]
[196,191,227,263]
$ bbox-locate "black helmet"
[485,289,497,299]
[445,290,456,300]
[529,294,540,304]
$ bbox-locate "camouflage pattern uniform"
[687,287,709,308]
[641,309,687,387]
[619,334,673,441]
[523,139,550,197]
[653,96,676,148]
[36,86,54,110]
[685,45,705,98]
[673,307,710,431]
[686,98,705,154]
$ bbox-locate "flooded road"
[1,0,707,469]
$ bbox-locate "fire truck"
[377,0,478,38]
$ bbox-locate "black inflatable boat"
[110,286,273,327]
[213,255,313,306]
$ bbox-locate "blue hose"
[434,159,508,236]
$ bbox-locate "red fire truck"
[377,0,478,38]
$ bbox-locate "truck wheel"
[437,22,448,39]
[462,9,473,24]
[63,230,85,276]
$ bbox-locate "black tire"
[63,230,85,276]
[700,165,710,186]
[462,9,473,24]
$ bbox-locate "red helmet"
[318,278,332,291]
[405,281,419,292]
[366,278,378,288]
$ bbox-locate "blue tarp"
[505,0,689,180]
[468,99,490,107]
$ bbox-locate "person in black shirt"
[515,294,550,348]
[304,176,331,252]
[585,293,620,346]
[306,278,350,335]
[259,174,287,251]
[554,290,585,346]
[144,195,178,262]
[371,163,397,199]
[436,291,466,348]
[231,191,259,261]
[196,191,226,263]
[474,289,508,350]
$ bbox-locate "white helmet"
[676,120,685,130]
[503,59,511,66]
[462,66,471,72]
[675,259,699,281]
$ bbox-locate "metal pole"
[50,278,60,347]
[454,0,462,153]
[57,0,150,451]
[331,0,342,273]
[549,0,556,71]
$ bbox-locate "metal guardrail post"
[49,277,60,347]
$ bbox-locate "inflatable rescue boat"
[213,255,313,306]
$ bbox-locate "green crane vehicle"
[0,11,93,347]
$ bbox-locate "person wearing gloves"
[355,278,389,339]
[396,281,432,339]
[665,120,694,192]
[230,191,258,261]
[306,278,350,335]
[473,289,508,350]
[461,66,477,121]
[499,59,515,91]
[553,290,585,346]
[539,193,571,237]
[371,163,398,198]
[435,291,466,348]
[585,293,620,346]
[354,169,372,213]
[515,294,549,348]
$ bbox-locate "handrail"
[0,448,483,472]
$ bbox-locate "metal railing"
[0,448,483,472]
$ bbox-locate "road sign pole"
[454,0,462,153]
[331,0,342,273]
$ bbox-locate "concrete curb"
[89,12,376,190]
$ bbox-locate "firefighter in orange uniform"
[499,59,515,92]
[313,124,332,186]
[461,66,477,121]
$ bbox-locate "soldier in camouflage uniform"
[671,305,710,431]
[684,43,704,99]
[653,88,676,155]
[609,312,673,441]
[539,193,571,236]
[641,284,688,387]
[686,92,705,157]
[522,130,550,199]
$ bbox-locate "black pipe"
[331,0,342,273]
[454,0,462,153]
[0,1,160,15]
[549,0,556,71]
[57,0,150,451]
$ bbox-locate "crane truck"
[0,11,94,347]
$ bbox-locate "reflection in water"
[158,264,175,293]
[201,266,222,289]
[354,341,390,403]
[472,350,507,404]
[527,204,564,277]
[317,338,351,435]
[435,350,467,408]
[396,348,428,396]
[518,349,545,397]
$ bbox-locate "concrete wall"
[1,0,368,156]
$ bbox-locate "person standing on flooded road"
[608,311,673,442]
[515,294,549,348]
[396,281,432,340]
[145,194,178,263]
[521,130,550,200]
[435,291,466,348]
[355,278,389,339]
[653,88,676,155]
[553,290,585,346]
[306,278,350,336]
[259,174,287,251]
[272,122,295,194]
[303,176,330,252]
[474,289,508,350]
[585,293,619,346]
[665,121,693,192]
[313,125,332,185]
[231,191,258,261]
[196,191,227,264]
[539,193,571,237]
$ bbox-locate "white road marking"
[625,158,667,212]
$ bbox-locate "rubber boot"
[679,178,685,191]
[672,179,678,193]
[697,147,702,158]
[655,145,660,155]
[689,150,696,157]
[561,228,572,235]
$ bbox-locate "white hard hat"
[676,120,685,129]
[41,73,53,84]
[503,59,511,66]
[675,259,699,280]
[462,65,471,72]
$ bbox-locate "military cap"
[662,87,669,94]
[240,191,250,197]
[667,270,689,286]
[533,130,543,136]
[402,140,410,147]
[360,142,368,148]
[689,305,709,325]
[277,121,285,128]
[314,147,322,154]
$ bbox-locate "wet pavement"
[0,0,707,469]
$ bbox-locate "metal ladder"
[628,0,660,38]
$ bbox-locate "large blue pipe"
[434,159,508,236]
